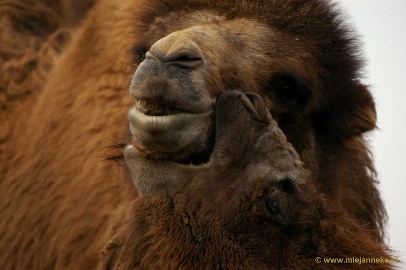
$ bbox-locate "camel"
[0,0,393,269]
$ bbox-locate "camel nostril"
[241,93,267,121]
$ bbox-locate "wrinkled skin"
[102,91,392,269]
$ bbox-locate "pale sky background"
[339,0,406,265]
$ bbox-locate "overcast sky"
[339,0,406,265]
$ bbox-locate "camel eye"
[269,73,309,109]
[266,195,280,216]
[265,179,296,218]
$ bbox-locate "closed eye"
[268,73,310,110]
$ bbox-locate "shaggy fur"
[0,0,132,269]
[0,0,392,269]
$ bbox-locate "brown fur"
[0,0,133,268]
[99,191,392,270]
[0,0,391,269]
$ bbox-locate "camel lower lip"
[127,105,212,153]
[127,102,213,154]
[129,108,200,131]
[128,106,211,133]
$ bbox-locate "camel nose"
[146,33,204,69]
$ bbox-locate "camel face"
[127,18,280,163]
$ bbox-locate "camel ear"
[315,84,377,139]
